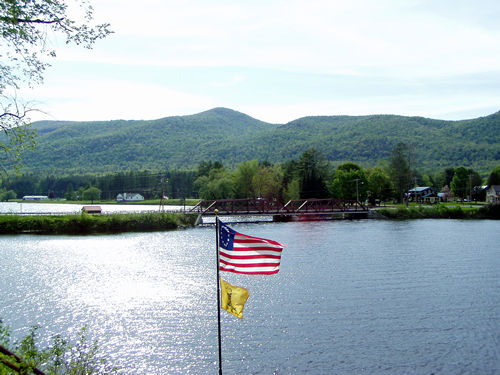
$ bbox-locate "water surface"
[1,220,499,374]
[0,202,186,214]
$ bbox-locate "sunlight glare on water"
[1,229,217,374]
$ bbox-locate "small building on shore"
[486,185,500,204]
[116,193,144,202]
[407,187,438,203]
[438,185,452,202]
[82,206,102,214]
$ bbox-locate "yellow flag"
[220,278,250,319]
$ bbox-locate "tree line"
[0,170,197,202]
[2,144,500,204]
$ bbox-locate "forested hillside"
[20,107,500,175]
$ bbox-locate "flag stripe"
[220,264,280,275]
[234,241,282,248]
[220,254,280,264]
[220,253,281,260]
[234,238,282,246]
[233,246,282,251]
[233,244,282,250]
[220,259,280,268]
[220,249,282,256]
[221,270,279,275]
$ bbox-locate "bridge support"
[343,211,369,219]
[272,215,293,222]
[194,214,203,226]
[273,212,347,222]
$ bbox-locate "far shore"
[6,198,200,206]
[373,203,499,220]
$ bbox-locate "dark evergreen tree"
[444,167,455,187]
[450,167,469,199]
[389,143,410,203]
[297,149,329,199]
[487,166,500,186]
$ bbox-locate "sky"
[25,0,500,124]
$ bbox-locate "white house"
[22,195,49,200]
[116,193,145,202]
[486,185,500,203]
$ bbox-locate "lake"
[1,219,499,374]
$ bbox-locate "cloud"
[26,79,214,121]
[55,1,500,76]
[18,0,500,123]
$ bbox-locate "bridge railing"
[190,198,367,215]
[190,198,283,215]
[282,198,366,212]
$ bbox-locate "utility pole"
[355,178,359,204]
[469,172,472,204]
[405,143,415,208]
[159,174,166,212]
[353,178,362,207]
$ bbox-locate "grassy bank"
[0,212,199,235]
[376,204,500,220]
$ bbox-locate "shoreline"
[0,212,199,235]
[0,204,498,235]
[373,203,500,220]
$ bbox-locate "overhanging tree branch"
[0,111,28,120]
[0,16,64,24]
[0,0,111,173]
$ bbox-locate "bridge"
[190,198,369,223]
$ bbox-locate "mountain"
[20,107,500,175]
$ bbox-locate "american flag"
[218,220,284,275]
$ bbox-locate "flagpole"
[215,210,223,375]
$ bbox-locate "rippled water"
[1,220,499,374]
